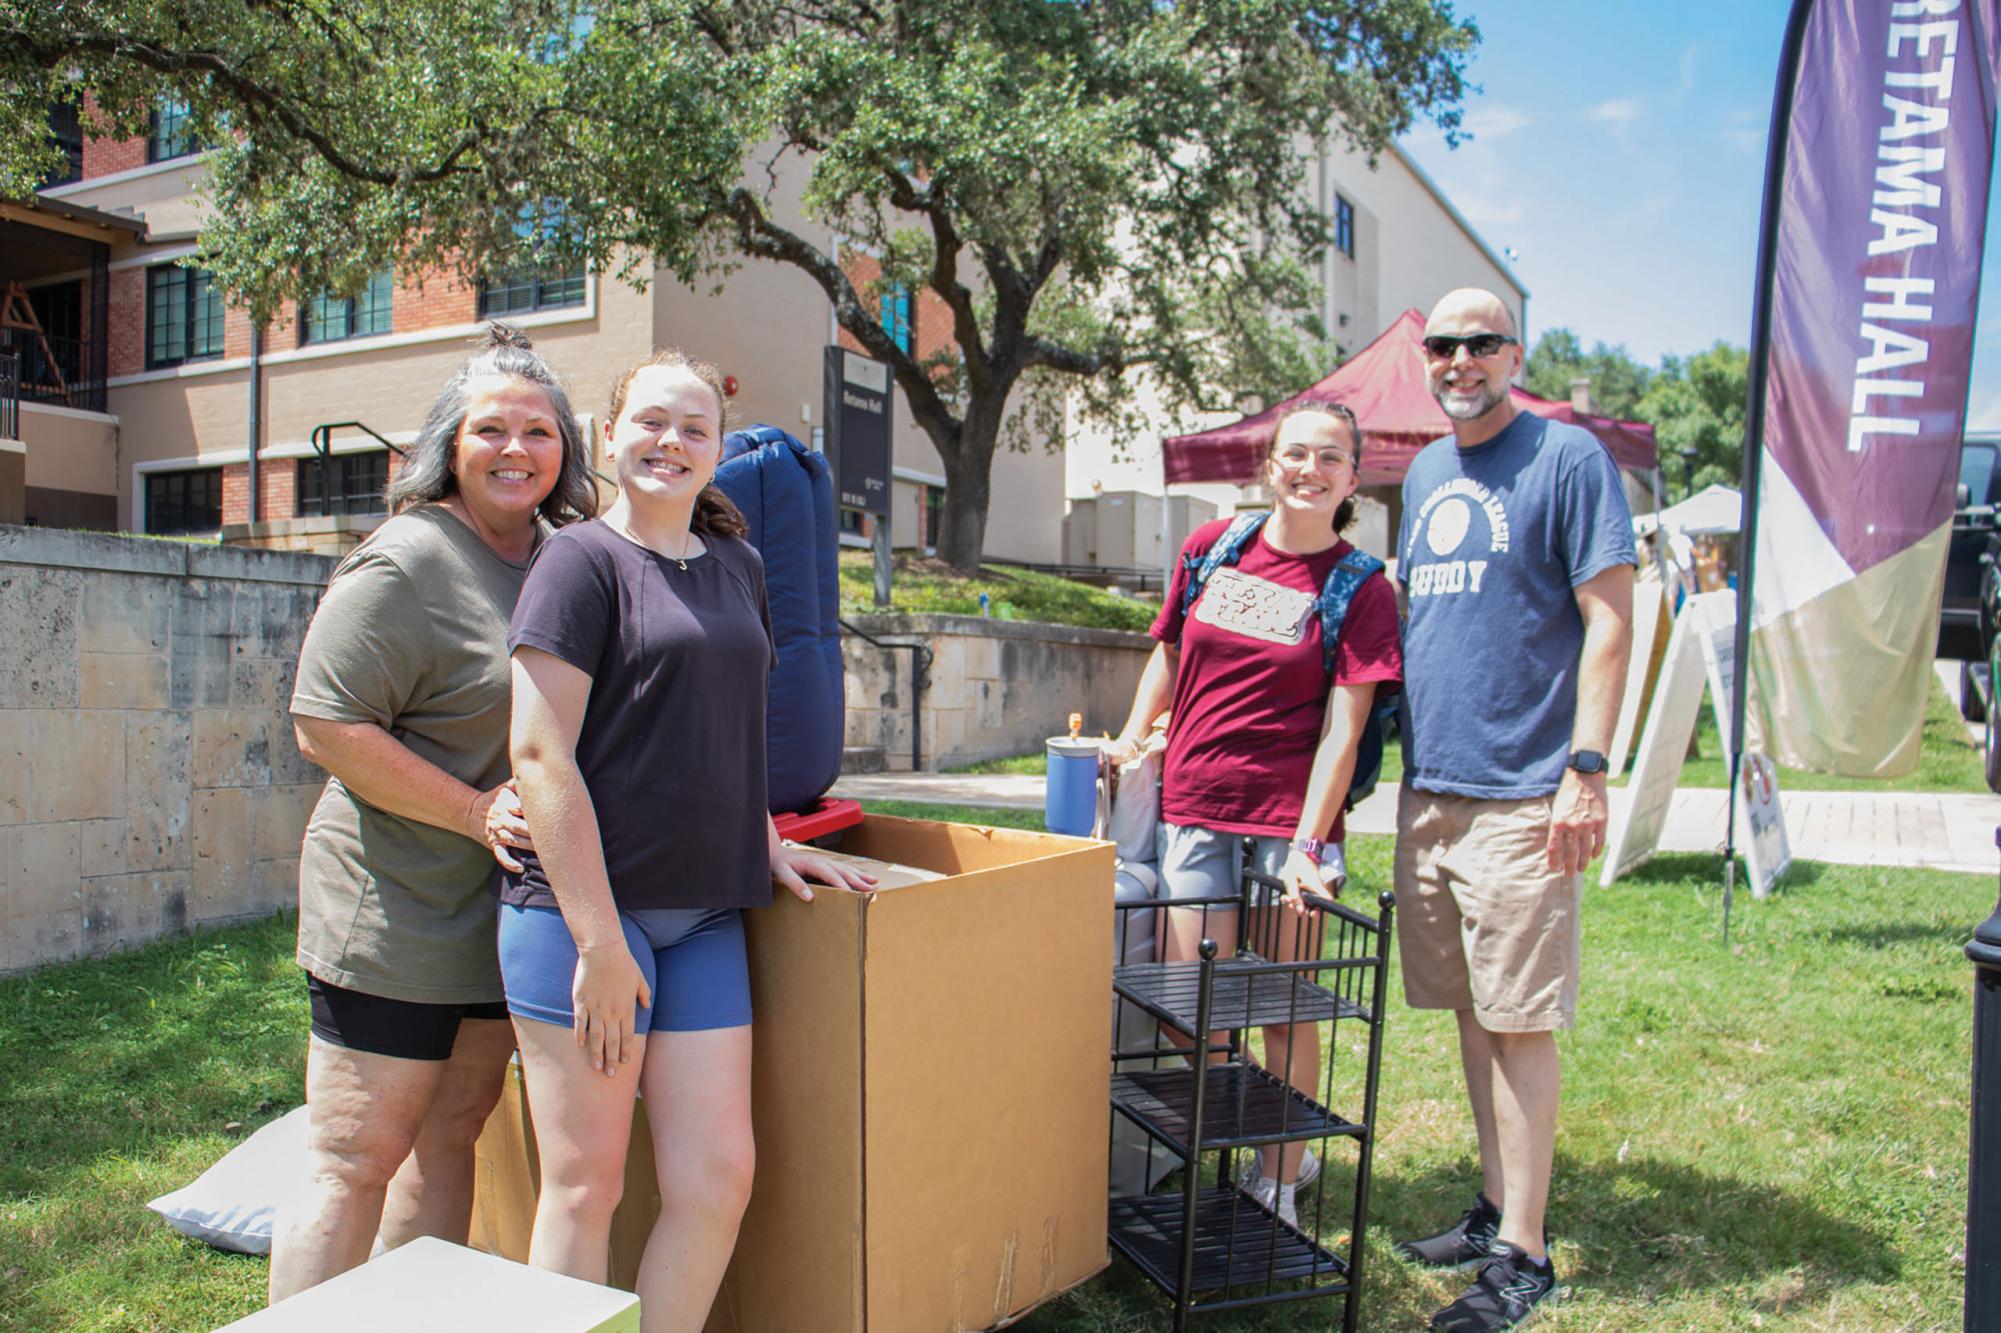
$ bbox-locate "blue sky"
[1399,0,2001,426]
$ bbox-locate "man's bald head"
[1423,287,1523,440]
[1425,288,1517,340]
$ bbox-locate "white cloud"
[1587,97,1645,126]
[1966,385,2001,431]
[1673,44,1701,102]
[1722,108,1766,155]
[1464,103,1531,141]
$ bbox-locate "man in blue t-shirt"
[1391,289,1635,1333]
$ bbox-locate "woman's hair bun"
[478,321,535,352]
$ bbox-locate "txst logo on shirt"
[1192,567,1316,645]
[1406,478,1510,599]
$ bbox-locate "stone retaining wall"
[0,526,335,974]
[0,531,1153,971]
[843,613,1154,771]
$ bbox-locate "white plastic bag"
[1096,734,1165,863]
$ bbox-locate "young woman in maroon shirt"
[1111,402,1402,1225]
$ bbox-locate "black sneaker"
[1429,1243,1558,1332]
[1394,1193,1501,1270]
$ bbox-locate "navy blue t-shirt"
[1397,413,1636,798]
[501,520,775,911]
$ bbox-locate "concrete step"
[841,746,887,775]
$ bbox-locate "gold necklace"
[611,516,697,570]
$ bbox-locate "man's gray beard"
[1433,381,1508,422]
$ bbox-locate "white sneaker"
[1248,1175,1298,1228]
[1234,1145,1319,1192]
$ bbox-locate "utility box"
[472,815,1116,1332]
[1064,491,1216,570]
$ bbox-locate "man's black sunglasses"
[1422,333,1518,359]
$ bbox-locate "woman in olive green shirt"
[270,326,598,1301]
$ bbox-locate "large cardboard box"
[471,815,1115,1332]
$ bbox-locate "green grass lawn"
[839,550,1157,633]
[949,675,1985,797]
[0,810,1981,1331]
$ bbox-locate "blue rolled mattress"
[713,425,845,815]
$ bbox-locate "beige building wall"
[1346,143,1525,337]
[40,156,213,240]
[1063,134,1529,566]
[55,134,1070,562]
[110,274,659,528]
[21,406,118,497]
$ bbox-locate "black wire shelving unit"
[1107,870,1395,1333]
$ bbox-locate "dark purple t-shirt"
[501,520,774,912]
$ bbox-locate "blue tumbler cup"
[1044,736,1101,837]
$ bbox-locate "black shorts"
[306,973,511,1062]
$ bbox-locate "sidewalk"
[831,772,2001,876]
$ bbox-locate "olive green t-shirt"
[291,505,532,1004]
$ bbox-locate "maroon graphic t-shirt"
[1148,519,1403,840]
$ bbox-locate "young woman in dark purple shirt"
[500,349,871,1332]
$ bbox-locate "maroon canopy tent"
[1161,308,1659,489]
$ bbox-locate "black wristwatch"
[1567,749,1609,775]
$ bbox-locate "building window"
[839,507,867,537]
[298,449,390,517]
[44,101,83,187]
[879,284,912,355]
[144,468,224,534]
[301,269,394,344]
[478,202,587,318]
[1333,194,1355,259]
[924,484,943,547]
[147,264,225,368]
[148,95,203,163]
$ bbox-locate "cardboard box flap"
[838,814,1108,879]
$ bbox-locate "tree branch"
[725,186,963,449]
[881,167,988,388]
[12,29,484,186]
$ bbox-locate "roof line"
[7,193,148,236]
[1386,140,1528,303]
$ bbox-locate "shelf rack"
[1106,870,1395,1332]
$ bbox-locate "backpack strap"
[1177,512,1268,620]
[1314,548,1386,677]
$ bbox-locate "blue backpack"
[1178,512,1399,810]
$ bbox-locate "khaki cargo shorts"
[1393,787,1581,1033]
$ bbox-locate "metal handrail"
[839,616,932,771]
[0,328,104,414]
[308,420,405,461]
[989,556,1168,593]
[0,351,18,442]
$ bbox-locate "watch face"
[1570,750,1608,774]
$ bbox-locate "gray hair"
[386,322,599,524]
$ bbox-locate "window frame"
[44,100,83,187]
[477,202,588,318]
[143,467,225,535]
[880,284,913,355]
[145,263,226,370]
[297,448,391,518]
[300,269,394,345]
[1333,194,1356,260]
[147,95,202,163]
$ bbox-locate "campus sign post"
[824,346,893,607]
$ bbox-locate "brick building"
[2,98,1064,560]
